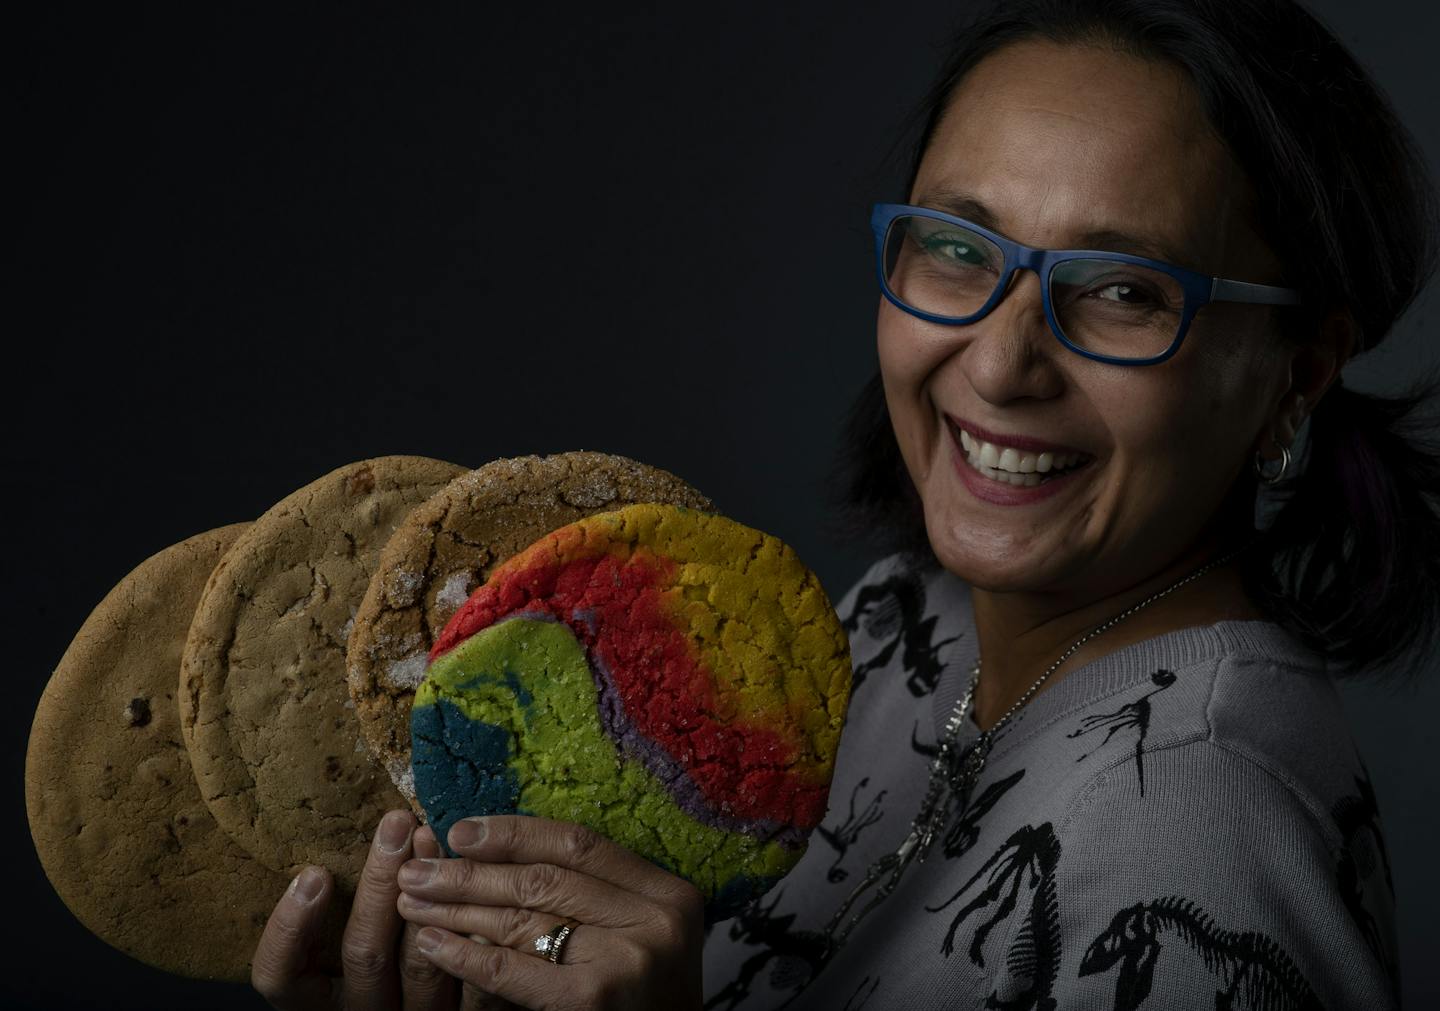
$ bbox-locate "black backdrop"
[12,2,1438,1007]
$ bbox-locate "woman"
[251,0,1438,1007]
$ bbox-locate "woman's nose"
[957,268,1066,405]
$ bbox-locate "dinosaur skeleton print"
[701,553,1400,1009]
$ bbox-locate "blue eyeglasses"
[871,202,1303,366]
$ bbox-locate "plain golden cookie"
[180,456,467,888]
[25,524,345,981]
[345,451,712,813]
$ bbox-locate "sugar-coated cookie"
[180,456,467,888]
[345,451,712,813]
[26,525,346,980]
[412,503,852,921]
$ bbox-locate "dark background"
[11,2,1437,1007]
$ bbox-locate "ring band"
[532,919,579,964]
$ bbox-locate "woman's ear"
[1256,305,1360,458]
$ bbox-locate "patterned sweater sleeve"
[1003,739,1401,1010]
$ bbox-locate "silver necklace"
[818,538,1255,956]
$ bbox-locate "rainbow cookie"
[411,503,852,920]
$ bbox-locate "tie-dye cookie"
[411,503,852,921]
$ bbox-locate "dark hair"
[822,0,1440,681]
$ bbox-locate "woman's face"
[878,39,1294,598]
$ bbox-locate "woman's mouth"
[947,418,1095,491]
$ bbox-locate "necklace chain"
[818,537,1256,955]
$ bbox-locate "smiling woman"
[236,1,1436,1008]
[698,0,1438,1008]
[875,36,1313,659]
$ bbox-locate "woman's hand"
[395,815,706,1011]
[250,808,461,1010]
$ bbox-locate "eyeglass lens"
[882,215,1186,360]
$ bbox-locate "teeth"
[955,425,1089,483]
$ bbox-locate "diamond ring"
[531,920,578,964]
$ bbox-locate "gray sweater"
[700,553,1400,1009]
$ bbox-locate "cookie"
[25,525,346,980]
[344,451,713,814]
[412,503,853,920]
[180,456,468,887]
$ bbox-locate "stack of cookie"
[24,451,712,980]
[25,450,853,982]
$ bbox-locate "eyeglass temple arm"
[1210,277,1303,306]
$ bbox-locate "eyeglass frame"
[870,202,1304,366]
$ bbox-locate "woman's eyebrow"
[914,189,1195,267]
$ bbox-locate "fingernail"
[449,818,485,848]
[291,866,324,904]
[416,927,444,953]
[376,810,413,854]
[398,859,437,888]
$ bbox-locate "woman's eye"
[1092,281,1160,306]
[923,237,986,265]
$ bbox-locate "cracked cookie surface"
[344,451,712,815]
[179,456,467,888]
[413,503,853,920]
[25,525,347,981]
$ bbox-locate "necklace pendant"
[894,827,921,864]
[916,817,941,862]
[914,815,935,862]
[948,737,990,811]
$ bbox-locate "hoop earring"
[1253,442,1291,485]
